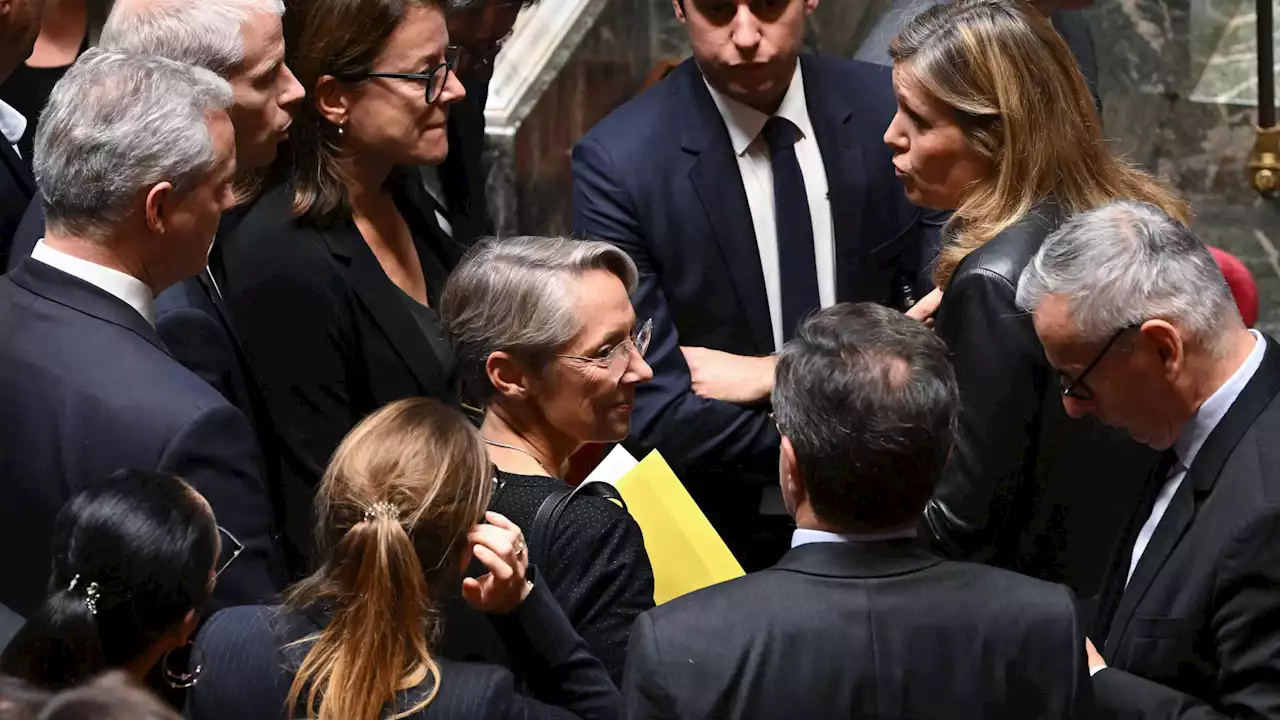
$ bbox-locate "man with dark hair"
[573,0,943,570]
[428,0,535,247]
[0,0,45,269]
[621,303,1091,719]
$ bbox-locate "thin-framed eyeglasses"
[554,318,653,378]
[1058,323,1142,401]
[214,525,244,581]
[346,46,459,104]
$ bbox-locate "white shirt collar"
[0,98,28,152]
[31,239,156,327]
[703,61,814,157]
[791,526,919,548]
[1173,330,1266,467]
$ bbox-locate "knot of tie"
[761,116,801,155]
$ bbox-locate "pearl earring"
[337,125,345,137]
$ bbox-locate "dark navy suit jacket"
[0,258,284,616]
[572,56,941,483]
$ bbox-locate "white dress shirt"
[0,98,27,158]
[791,526,919,548]
[704,63,835,353]
[1126,329,1266,586]
[32,239,156,327]
[418,165,454,238]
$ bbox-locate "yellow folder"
[614,451,745,604]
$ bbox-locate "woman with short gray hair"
[441,235,655,683]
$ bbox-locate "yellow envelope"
[614,451,745,604]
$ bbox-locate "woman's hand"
[462,511,533,614]
[906,287,944,327]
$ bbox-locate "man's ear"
[314,74,349,129]
[144,181,176,234]
[486,351,535,402]
[779,434,806,509]
[671,0,686,23]
[1140,320,1185,382]
[805,0,822,14]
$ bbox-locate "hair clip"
[67,574,101,615]
[85,582,100,615]
[363,501,400,523]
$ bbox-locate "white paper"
[581,445,639,486]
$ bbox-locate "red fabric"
[1208,246,1259,328]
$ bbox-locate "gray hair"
[445,0,536,10]
[100,0,285,76]
[440,236,639,401]
[34,48,234,239]
[773,303,960,531]
[1015,201,1239,355]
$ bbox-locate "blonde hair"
[283,398,493,720]
[889,0,1188,288]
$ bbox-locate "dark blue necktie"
[761,116,820,343]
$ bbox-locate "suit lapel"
[10,257,169,356]
[0,137,34,197]
[679,62,773,355]
[800,56,866,303]
[1105,336,1280,653]
[319,219,446,397]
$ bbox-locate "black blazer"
[0,139,34,272]
[1090,335,1280,719]
[0,259,283,616]
[924,206,1159,593]
[573,55,942,539]
[187,577,621,720]
[4,195,41,273]
[623,540,1092,719]
[440,470,654,686]
[219,176,463,566]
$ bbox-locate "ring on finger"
[514,538,526,559]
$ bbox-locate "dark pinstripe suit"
[187,577,620,720]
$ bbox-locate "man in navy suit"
[0,0,44,270]
[572,0,941,568]
[0,50,283,617]
[6,0,309,573]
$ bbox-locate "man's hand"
[1085,637,1107,673]
[681,347,776,405]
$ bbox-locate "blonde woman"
[186,398,618,720]
[884,0,1188,592]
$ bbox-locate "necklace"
[482,438,557,479]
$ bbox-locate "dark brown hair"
[284,0,442,222]
[284,398,492,720]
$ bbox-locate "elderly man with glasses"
[1018,200,1280,720]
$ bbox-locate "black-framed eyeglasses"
[214,525,244,580]
[348,46,459,104]
[555,319,653,378]
[1058,323,1141,401]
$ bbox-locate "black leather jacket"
[923,205,1158,593]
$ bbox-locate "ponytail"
[286,510,442,720]
[0,582,107,691]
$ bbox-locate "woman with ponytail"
[187,397,619,720]
[0,470,223,693]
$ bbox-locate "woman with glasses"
[186,398,619,720]
[884,0,1188,592]
[439,236,655,683]
[216,0,470,572]
[0,470,232,694]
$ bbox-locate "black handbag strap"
[529,481,627,570]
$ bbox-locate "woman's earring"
[162,644,202,689]
[337,124,345,137]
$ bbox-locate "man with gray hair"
[623,302,1089,719]
[0,49,283,618]
[4,0,307,572]
[1016,200,1280,718]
